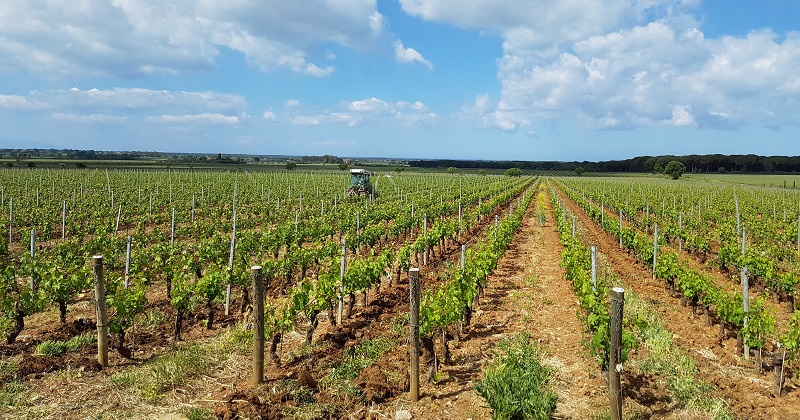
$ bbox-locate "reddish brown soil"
[554,184,800,419]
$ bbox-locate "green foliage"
[574,167,585,176]
[474,333,557,420]
[664,161,686,180]
[780,312,800,367]
[504,167,523,177]
[106,280,147,335]
[286,162,297,170]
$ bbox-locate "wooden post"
[124,235,132,288]
[409,267,421,402]
[338,240,345,324]
[61,200,66,241]
[8,198,11,245]
[115,204,122,232]
[29,230,35,290]
[742,267,749,360]
[93,256,109,368]
[252,266,264,386]
[609,287,625,420]
[170,207,175,245]
[652,224,658,279]
[461,244,466,272]
[619,209,623,248]
[774,348,786,396]
[572,217,576,239]
[591,246,597,292]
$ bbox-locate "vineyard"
[1,168,799,419]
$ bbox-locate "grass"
[624,291,733,419]
[524,274,539,288]
[35,332,97,357]
[109,342,224,401]
[183,407,215,420]
[218,322,254,355]
[135,310,171,328]
[322,337,397,398]
[0,380,28,408]
[474,332,557,420]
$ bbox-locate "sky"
[1,1,800,162]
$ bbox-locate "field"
[685,173,800,188]
[1,168,800,419]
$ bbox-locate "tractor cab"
[348,169,373,196]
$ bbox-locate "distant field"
[684,173,800,188]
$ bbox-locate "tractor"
[347,168,373,197]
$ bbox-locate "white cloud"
[291,113,361,127]
[292,97,436,127]
[393,40,433,69]
[401,0,800,133]
[284,99,301,107]
[263,111,278,121]
[0,95,40,110]
[670,106,695,127]
[0,0,384,77]
[31,87,247,115]
[50,113,127,125]
[496,22,800,131]
[347,97,392,113]
[145,113,240,125]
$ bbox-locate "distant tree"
[285,162,297,170]
[338,162,349,171]
[446,166,458,174]
[664,161,686,180]
[718,166,726,173]
[575,166,585,176]
[394,166,405,172]
[504,167,523,177]
[653,162,664,174]
[478,169,487,176]
[253,156,260,162]
[26,162,34,168]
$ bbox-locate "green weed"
[110,343,223,401]
[0,380,28,408]
[474,332,557,420]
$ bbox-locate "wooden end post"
[252,266,264,386]
[610,287,625,420]
[409,267,421,402]
[93,255,108,368]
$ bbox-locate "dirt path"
[553,183,800,419]
[405,186,606,419]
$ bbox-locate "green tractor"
[347,169,373,197]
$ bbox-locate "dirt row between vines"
[553,183,800,419]
[398,186,607,419]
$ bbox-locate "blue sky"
[1,0,799,161]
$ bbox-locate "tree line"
[409,154,800,174]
